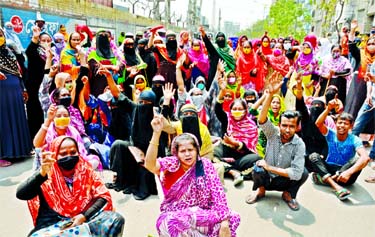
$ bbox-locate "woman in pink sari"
[145,114,240,237]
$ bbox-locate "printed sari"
[157,156,240,237]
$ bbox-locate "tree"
[237,0,312,41]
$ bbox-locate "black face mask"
[138,46,145,55]
[57,155,79,171]
[216,39,225,48]
[152,86,163,101]
[181,114,202,147]
[124,46,135,55]
[59,96,72,107]
[309,105,325,122]
[246,99,256,105]
[166,39,177,49]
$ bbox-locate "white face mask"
[191,95,204,108]
[284,43,291,50]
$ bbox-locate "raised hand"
[32,26,41,39]
[199,26,206,37]
[151,113,164,134]
[268,71,283,94]
[162,82,176,101]
[217,59,226,72]
[40,150,54,177]
[327,95,339,111]
[46,104,57,122]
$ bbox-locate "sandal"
[233,174,244,187]
[282,192,300,211]
[334,188,351,201]
[311,172,328,186]
[245,193,265,204]
[365,175,375,183]
[0,160,12,167]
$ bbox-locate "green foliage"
[237,0,312,41]
[312,0,339,34]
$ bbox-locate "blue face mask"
[197,83,205,90]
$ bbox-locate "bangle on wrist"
[149,141,159,146]
[41,124,48,131]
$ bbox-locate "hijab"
[27,136,113,225]
[0,28,21,77]
[188,39,209,78]
[96,30,114,59]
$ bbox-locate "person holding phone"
[16,136,124,236]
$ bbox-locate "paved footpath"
[1,157,375,237]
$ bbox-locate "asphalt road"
[1,156,375,237]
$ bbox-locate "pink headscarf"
[188,40,209,78]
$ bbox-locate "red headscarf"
[236,46,262,89]
[222,89,235,112]
[27,136,113,226]
[261,33,273,55]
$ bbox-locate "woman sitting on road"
[33,104,101,170]
[16,136,124,237]
[145,114,240,237]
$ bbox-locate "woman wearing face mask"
[260,33,273,56]
[291,41,318,97]
[25,26,54,139]
[214,98,261,186]
[236,40,263,91]
[225,71,245,99]
[51,87,86,135]
[234,35,248,60]
[33,104,101,170]
[345,20,375,122]
[87,30,125,97]
[0,27,32,167]
[265,43,290,77]
[318,44,352,105]
[199,26,236,88]
[187,39,209,84]
[16,136,124,237]
[132,74,151,101]
[121,38,148,98]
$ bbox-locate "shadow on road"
[0,157,33,185]
[255,194,315,237]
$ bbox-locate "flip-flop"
[282,192,300,211]
[365,175,375,183]
[245,193,265,204]
[233,174,244,187]
[334,188,351,201]
[0,160,12,167]
[311,172,328,186]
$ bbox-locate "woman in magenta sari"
[187,39,210,83]
[145,114,240,237]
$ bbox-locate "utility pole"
[218,7,221,31]
[152,0,160,21]
[165,0,171,25]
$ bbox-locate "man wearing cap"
[101,66,169,200]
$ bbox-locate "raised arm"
[315,98,339,135]
[144,113,164,175]
[97,65,121,98]
[258,72,283,124]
